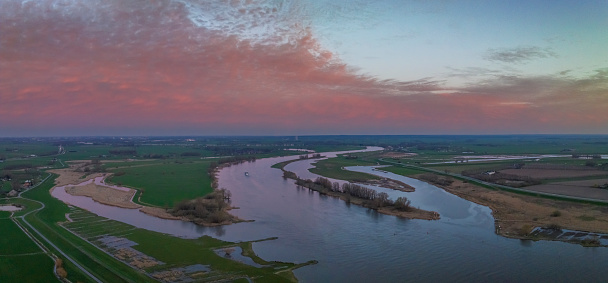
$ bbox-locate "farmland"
[0,211,56,282]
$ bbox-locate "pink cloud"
[0,0,607,136]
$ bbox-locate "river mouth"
[50,146,608,282]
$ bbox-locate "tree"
[219,188,232,200]
[376,192,391,207]
[332,182,341,192]
[394,197,411,211]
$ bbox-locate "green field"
[307,154,381,182]
[107,160,214,207]
[0,218,43,254]
[1,181,11,192]
[0,215,57,282]
[0,254,57,282]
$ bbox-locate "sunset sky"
[1,0,607,136]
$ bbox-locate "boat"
[245,172,249,176]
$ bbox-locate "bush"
[550,210,562,217]
[55,258,67,278]
[520,224,533,236]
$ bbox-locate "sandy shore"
[139,206,181,220]
[65,183,141,209]
[425,175,608,238]
[48,160,105,186]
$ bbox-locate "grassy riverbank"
[308,156,380,182]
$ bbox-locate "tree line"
[295,176,411,211]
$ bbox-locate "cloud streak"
[483,46,557,64]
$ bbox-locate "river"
[52,147,608,282]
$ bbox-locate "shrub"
[55,258,67,278]
[520,224,533,236]
[550,210,562,217]
[581,237,601,247]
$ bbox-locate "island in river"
[273,158,440,221]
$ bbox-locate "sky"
[1,0,607,136]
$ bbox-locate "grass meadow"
[0,212,57,282]
[106,160,214,207]
[308,155,381,182]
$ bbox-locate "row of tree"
[294,177,411,210]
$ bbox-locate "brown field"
[500,168,608,179]
[501,168,608,179]
[525,178,608,201]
